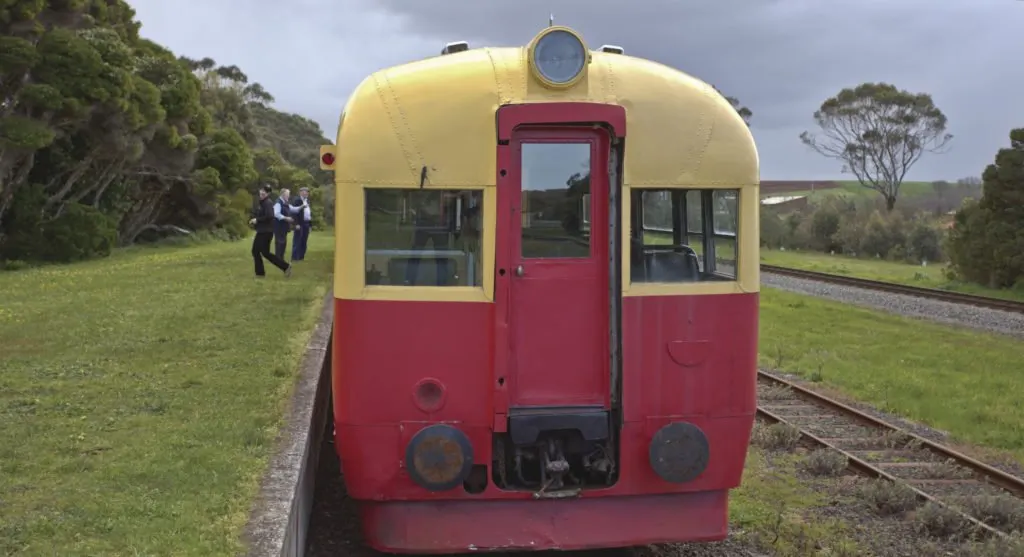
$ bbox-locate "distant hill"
[251,104,333,187]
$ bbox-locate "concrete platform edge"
[244,290,334,557]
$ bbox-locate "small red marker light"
[321,152,335,166]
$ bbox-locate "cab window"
[364,189,483,286]
[630,188,739,283]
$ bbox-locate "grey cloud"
[131,0,1024,180]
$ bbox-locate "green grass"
[761,248,1024,302]
[774,180,936,202]
[642,230,737,260]
[759,287,1024,462]
[729,449,859,555]
[0,233,335,556]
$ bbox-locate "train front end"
[323,26,760,554]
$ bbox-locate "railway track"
[760,264,1024,314]
[757,370,1024,538]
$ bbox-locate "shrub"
[750,422,802,451]
[762,198,950,264]
[856,478,920,516]
[808,201,842,251]
[216,189,254,240]
[760,208,789,249]
[906,216,944,263]
[912,502,974,540]
[3,199,118,263]
[800,449,848,476]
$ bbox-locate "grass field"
[761,248,1024,302]
[777,180,936,202]
[0,233,335,556]
[759,287,1024,463]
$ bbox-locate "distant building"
[760,195,809,211]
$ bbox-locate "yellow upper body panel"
[333,45,759,189]
[331,34,760,301]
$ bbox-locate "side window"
[630,188,740,283]
[712,190,738,276]
[364,189,483,287]
[685,190,704,258]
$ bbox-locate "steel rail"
[757,370,1024,538]
[760,264,1024,314]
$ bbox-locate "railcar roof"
[332,46,758,189]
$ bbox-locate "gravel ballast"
[762,272,1024,338]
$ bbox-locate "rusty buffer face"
[648,422,710,483]
[405,424,474,491]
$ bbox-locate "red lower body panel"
[333,294,758,553]
[360,490,728,553]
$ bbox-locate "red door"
[499,128,611,408]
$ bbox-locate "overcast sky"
[129,0,1024,181]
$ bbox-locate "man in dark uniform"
[272,188,301,259]
[290,186,312,261]
[250,185,292,278]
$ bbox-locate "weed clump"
[956,533,1024,556]
[817,539,859,557]
[912,501,974,540]
[751,422,802,451]
[800,449,848,477]
[880,430,923,450]
[857,478,920,516]
[961,495,1024,533]
[926,459,974,480]
[759,384,792,401]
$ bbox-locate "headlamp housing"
[528,27,590,88]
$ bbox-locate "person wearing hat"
[290,186,313,261]
[249,185,293,278]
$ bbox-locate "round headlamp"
[529,27,589,88]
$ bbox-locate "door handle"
[514,265,525,277]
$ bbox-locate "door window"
[520,143,591,259]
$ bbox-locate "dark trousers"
[252,231,289,275]
[404,230,451,286]
[274,226,289,259]
[292,222,311,261]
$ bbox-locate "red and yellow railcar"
[320,25,760,554]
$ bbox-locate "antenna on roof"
[549,13,554,27]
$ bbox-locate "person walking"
[291,187,313,261]
[272,188,301,259]
[250,185,292,278]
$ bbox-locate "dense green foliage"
[800,83,952,211]
[0,1,332,264]
[946,128,1024,288]
[761,192,953,264]
[761,167,1024,295]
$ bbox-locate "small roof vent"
[599,45,624,55]
[441,41,469,55]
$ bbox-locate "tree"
[799,83,952,212]
[931,180,950,213]
[0,2,333,263]
[946,128,1024,288]
[957,176,981,188]
[711,85,752,126]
